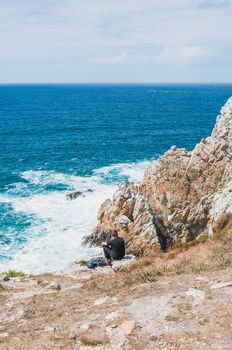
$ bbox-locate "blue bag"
[86,257,107,269]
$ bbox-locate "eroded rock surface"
[85,97,232,253]
[1,267,231,350]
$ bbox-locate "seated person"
[101,230,125,264]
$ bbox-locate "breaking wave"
[0,160,152,274]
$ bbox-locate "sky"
[0,0,231,83]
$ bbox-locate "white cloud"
[157,46,213,66]
[199,0,230,9]
[0,0,231,82]
[88,52,128,65]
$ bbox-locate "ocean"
[1,84,232,274]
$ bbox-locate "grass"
[83,213,232,292]
[0,270,26,278]
[165,314,179,322]
[78,259,88,267]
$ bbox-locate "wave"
[0,160,152,274]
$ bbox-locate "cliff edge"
[84,97,232,254]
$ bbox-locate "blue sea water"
[1,84,232,273]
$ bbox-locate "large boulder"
[84,97,232,253]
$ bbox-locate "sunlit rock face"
[84,97,232,254]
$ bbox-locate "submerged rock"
[84,97,232,253]
[66,189,93,200]
[66,191,83,200]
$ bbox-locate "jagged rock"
[86,188,93,193]
[66,191,84,200]
[119,320,135,335]
[209,181,232,221]
[84,97,232,253]
[83,181,158,254]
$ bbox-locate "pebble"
[47,282,61,291]
[0,275,10,282]
[0,332,9,338]
[94,296,108,306]
[210,281,232,290]
[79,329,109,346]
[68,332,76,339]
[105,311,118,321]
[119,320,135,335]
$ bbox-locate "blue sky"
[0,0,231,83]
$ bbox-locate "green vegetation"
[0,270,26,278]
[165,314,179,322]
[78,259,88,266]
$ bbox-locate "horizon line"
[0,82,232,86]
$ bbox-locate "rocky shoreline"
[84,97,232,255]
[1,98,232,349]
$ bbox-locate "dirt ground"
[0,262,231,350]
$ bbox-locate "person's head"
[111,230,118,238]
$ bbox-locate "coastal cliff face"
[84,97,232,254]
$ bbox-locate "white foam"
[0,160,151,274]
[94,160,152,183]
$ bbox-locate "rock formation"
[84,97,232,254]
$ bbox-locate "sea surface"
[1,84,232,273]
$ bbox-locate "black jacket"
[107,237,125,260]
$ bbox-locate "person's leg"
[103,246,113,260]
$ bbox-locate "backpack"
[86,257,107,269]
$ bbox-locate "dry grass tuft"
[215,212,232,232]
[83,214,232,292]
[78,259,88,267]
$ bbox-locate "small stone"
[119,320,135,335]
[150,335,158,341]
[80,323,90,331]
[0,275,10,282]
[48,283,61,291]
[3,276,10,282]
[54,334,63,340]
[68,332,76,340]
[185,288,205,304]
[44,326,56,333]
[38,280,50,287]
[80,329,109,346]
[0,332,9,338]
[195,276,208,282]
[94,296,108,306]
[210,281,232,290]
[105,312,118,321]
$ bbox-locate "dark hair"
[111,230,118,237]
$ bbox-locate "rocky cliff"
[84,97,232,254]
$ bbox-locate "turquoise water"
[1,84,232,272]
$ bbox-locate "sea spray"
[0,161,151,273]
